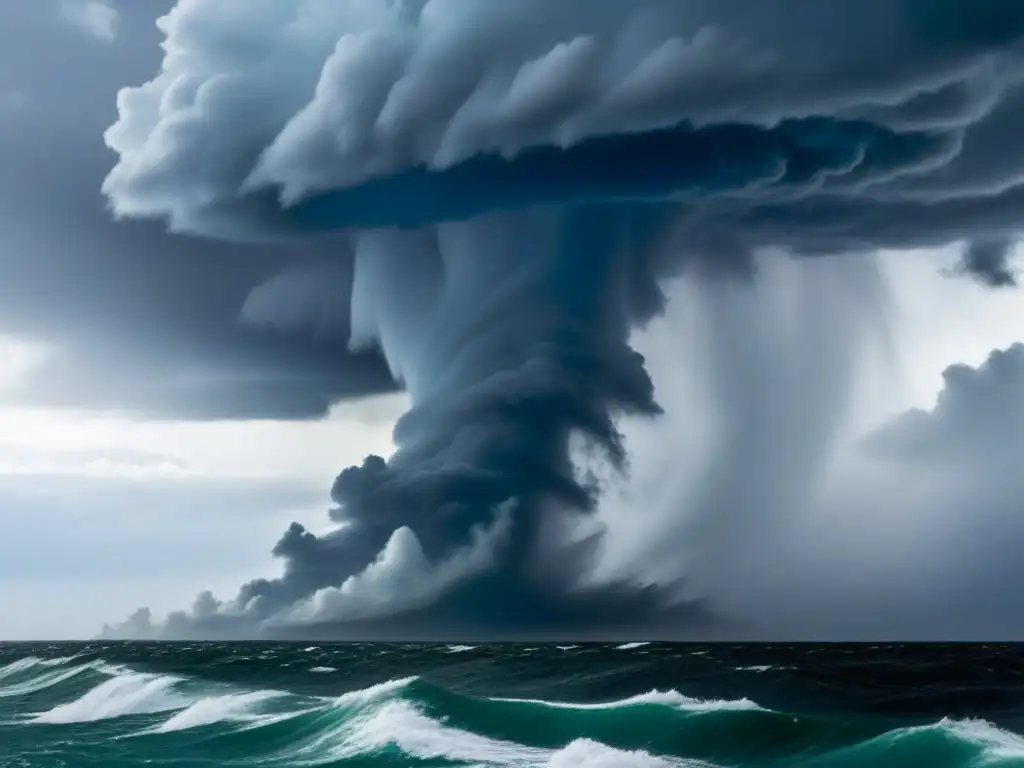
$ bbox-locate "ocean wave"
[32,671,187,724]
[153,690,287,733]
[446,645,478,653]
[947,718,1024,762]
[334,676,419,708]
[815,717,1024,767]
[291,698,690,767]
[309,667,337,674]
[36,655,82,668]
[22,662,1019,766]
[11,658,309,734]
[159,681,1024,768]
[324,675,759,718]
[7,648,1024,768]
[546,739,701,767]
[492,689,761,712]
[19,672,705,765]
[616,642,651,650]
[335,699,551,763]
[0,658,108,699]
[0,657,48,681]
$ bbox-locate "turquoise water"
[1,643,1022,766]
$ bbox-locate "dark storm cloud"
[953,238,1018,287]
[0,2,394,420]
[102,1,1024,248]
[93,0,1024,638]
[104,210,689,640]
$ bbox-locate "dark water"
[1,643,1022,767]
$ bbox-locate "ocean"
[1,643,1022,767]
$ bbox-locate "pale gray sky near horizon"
[0,0,1022,639]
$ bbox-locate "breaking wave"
[2,649,1023,767]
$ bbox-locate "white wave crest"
[310,667,337,674]
[154,691,283,733]
[344,700,550,764]
[17,661,421,735]
[546,738,698,767]
[302,700,697,767]
[944,718,1024,761]
[446,645,478,653]
[847,717,1024,765]
[0,657,44,680]
[333,677,418,709]
[493,689,760,712]
[32,672,186,724]
[0,659,106,700]
[616,642,651,650]
[38,655,82,667]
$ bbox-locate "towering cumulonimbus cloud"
[100,0,1024,638]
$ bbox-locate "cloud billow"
[99,0,1024,639]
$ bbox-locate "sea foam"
[944,718,1024,761]
[334,677,418,708]
[154,691,284,733]
[32,672,186,724]
[493,689,761,712]
[317,699,692,767]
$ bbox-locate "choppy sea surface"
[1,643,1022,767]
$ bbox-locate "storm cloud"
[94,0,1024,638]
[0,1,396,421]
[954,237,1018,287]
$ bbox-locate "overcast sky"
[1,0,1023,639]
